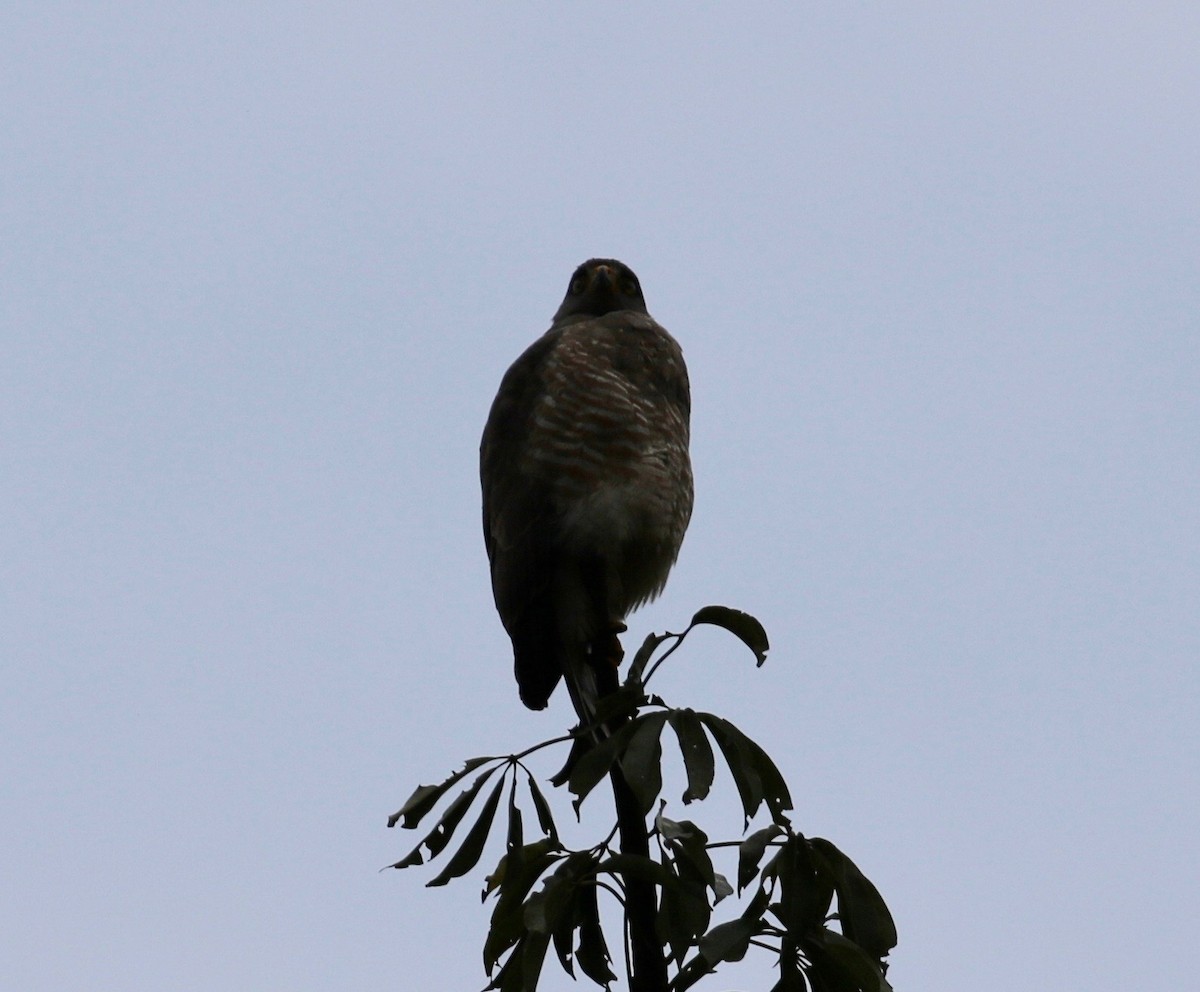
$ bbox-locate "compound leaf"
[426,776,505,888]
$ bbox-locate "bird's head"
[552,258,648,323]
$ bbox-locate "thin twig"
[640,627,691,685]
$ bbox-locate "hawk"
[480,259,693,722]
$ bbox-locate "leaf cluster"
[387,607,895,991]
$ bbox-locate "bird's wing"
[480,327,566,708]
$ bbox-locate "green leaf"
[523,851,599,985]
[590,681,647,727]
[672,883,770,989]
[738,824,785,892]
[770,834,838,942]
[567,719,641,814]
[551,895,576,978]
[689,605,769,666]
[426,776,505,887]
[627,630,673,684]
[669,955,713,992]
[740,882,772,925]
[618,711,669,815]
[525,851,596,929]
[482,947,518,992]
[548,734,589,789]
[810,838,897,959]
[524,870,574,935]
[549,686,645,790]
[665,820,727,905]
[698,916,760,966]
[742,735,792,823]
[505,784,524,879]
[806,930,893,992]
[425,769,498,859]
[385,844,425,871]
[668,708,715,804]
[670,887,765,992]
[596,852,678,889]
[518,929,552,992]
[482,840,560,970]
[655,812,698,841]
[525,774,558,845]
[575,881,617,987]
[657,865,710,968]
[388,755,495,828]
[698,713,763,827]
[700,714,793,824]
[386,767,499,871]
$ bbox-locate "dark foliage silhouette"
[389,607,896,992]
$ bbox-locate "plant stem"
[610,764,667,992]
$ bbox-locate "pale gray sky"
[3,4,1197,989]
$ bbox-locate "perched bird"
[480,259,693,724]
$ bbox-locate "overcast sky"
[3,4,1197,990]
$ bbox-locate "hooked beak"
[589,264,615,292]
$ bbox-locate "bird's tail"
[550,630,624,786]
[562,638,603,741]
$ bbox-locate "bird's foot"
[602,619,626,669]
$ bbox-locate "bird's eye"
[570,275,588,294]
[620,277,639,296]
